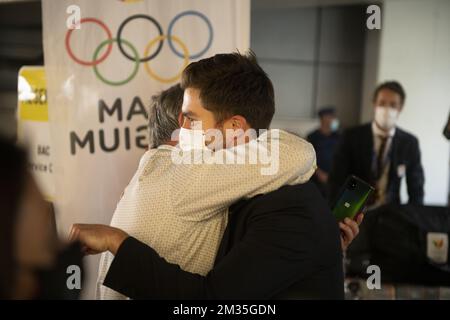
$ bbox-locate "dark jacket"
[329,123,425,205]
[103,182,344,299]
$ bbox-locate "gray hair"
[148,84,184,148]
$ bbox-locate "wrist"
[107,227,129,255]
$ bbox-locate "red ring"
[65,18,113,66]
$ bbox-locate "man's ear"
[224,115,248,131]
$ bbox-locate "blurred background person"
[0,137,82,299]
[307,106,340,198]
[329,81,425,208]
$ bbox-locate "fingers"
[339,221,353,242]
[67,224,125,256]
[67,223,128,256]
[69,224,100,255]
[339,217,361,251]
[356,213,364,225]
[340,236,346,251]
[68,224,80,242]
[339,223,352,251]
[68,224,91,250]
[81,245,101,256]
[344,218,359,237]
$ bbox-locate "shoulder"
[343,123,371,136]
[274,129,316,162]
[307,130,319,141]
[337,123,371,146]
[229,182,341,258]
[235,181,327,219]
[395,127,419,145]
[230,182,340,260]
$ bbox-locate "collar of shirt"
[157,144,178,151]
[372,121,396,138]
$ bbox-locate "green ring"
[93,38,140,86]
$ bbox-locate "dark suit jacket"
[103,182,344,299]
[329,123,425,205]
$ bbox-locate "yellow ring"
[144,35,189,84]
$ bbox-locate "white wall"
[251,7,319,119]
[377,0,450,205]
[360,25,380,123]
[251,4,366,130]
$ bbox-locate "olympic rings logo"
[65,11,213,86]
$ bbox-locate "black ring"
[116,14,164,62]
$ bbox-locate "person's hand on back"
[315,168,329,184]
[69,211,364,257]
[68,224,129,256]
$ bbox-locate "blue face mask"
[330,119,340,132]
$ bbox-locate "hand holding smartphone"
[331,175,374,221]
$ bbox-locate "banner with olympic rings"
[42,0,249,298]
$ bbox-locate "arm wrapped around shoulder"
[274,130,317,184]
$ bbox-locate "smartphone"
[331,175,374,221]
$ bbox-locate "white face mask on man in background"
[374,106,399,131]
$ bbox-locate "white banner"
[42,0,249,298]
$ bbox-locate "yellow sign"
[17,66,54,202]
[18,67,48,122]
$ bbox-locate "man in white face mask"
[329,81,425,208]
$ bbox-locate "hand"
[315,169,329,184]
[68,224,129,256]
[339,213,364,251]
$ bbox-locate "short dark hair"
[148,84,184,148]
[318,106,336,118]
[373,81,406,105]
[181,51,275,130]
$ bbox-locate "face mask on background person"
[374,106,399,131]
[330,119,340,132]
[178,127,207,151]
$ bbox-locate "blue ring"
[167,10,213,59]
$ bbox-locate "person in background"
[0,137,82,299]
[307,106,341,198]
[329,81,425,207]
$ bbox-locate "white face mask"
[330,119,340,132]
[178,127,206,151]
[374,106,399,130]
